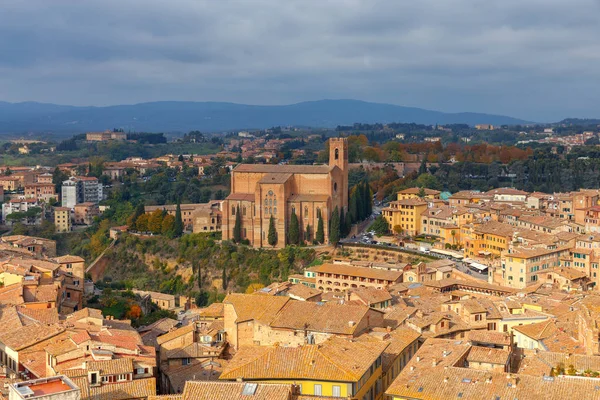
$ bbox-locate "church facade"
[222,138,348,248]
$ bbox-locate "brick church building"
[222,137,349,248]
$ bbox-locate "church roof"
[258,173,293,184]
[233,164,333,174]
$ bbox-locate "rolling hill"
[0,99,531,134]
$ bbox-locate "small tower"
[329,137,349,212]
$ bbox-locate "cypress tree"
[316,214,325,244]
[339,208,347,237]
[356,184,364,221]
[365,181,372,216]
[233,205,242,243]
[173,202,184,237]
[329,206,340,245]
[305,223,311,242]
[268,215,277,247]
[288,209,300,245]
[343,209,352,236]
[349,189,358,223]
[222,265,228,290]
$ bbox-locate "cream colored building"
[54,207,71,233]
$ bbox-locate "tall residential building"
[61,176,103,208]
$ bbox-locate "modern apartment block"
[61,176,103,208]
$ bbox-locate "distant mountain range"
[0,99,531,134]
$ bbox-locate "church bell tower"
[329,137,349,212]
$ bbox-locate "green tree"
[349,189,359,223]
[268,215,277,247]
[417,187,426,198]
[173,202,184,237]
[305,223,312,242]
[329,206,340,245]
[288,209,300,245]
[222,265,228,290]
[233,205,242,243]
[364,181,372,217]
[370,215,389,236]
[316,214,325,244]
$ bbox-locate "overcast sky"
[1,0,600,122]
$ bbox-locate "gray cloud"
[1,0,600,121]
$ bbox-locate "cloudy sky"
[1,0,599,121]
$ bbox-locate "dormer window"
[89,371,99,385]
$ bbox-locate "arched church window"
[274,207,277,214]
[243,206,247,216]
[304,206,308,217]
[274,199,277,206]
[264,207,268,214]
[269,199,272,206]
[291,206,296,214]
[264,199,268,206]
[231,206,235,215]
[269,207,272,214]
[335,148,339,160]
[334,182,338,193]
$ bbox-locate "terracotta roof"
[156,324,194,346]
[391,198,428,206]
[312,263,402,281]
[398,188,441,195]
[223,294,289,324]
[466,346,510,365]
[0,283,25,305]
[138,318,179,348]
[177,381,293,400]
[17,307,59,325]
[258,173,293,184]
[87,358,134,376]
[166,359,225,389]
[519,350,600,377]
[269,301,376,335]
[386,365,600,400]
[225,193,256,202]
[350,287,392,306]
[234,164,332,174]
[220,337,388,382]
[23,284,58,303]
[357,326,421,373]
[53,255,85,264]
[196,303,224,319]
[466,330,511,346]
[286,284,321,300]
[0,323,64,351]
[84,377,156,400]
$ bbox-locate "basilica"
[222,137,349,248]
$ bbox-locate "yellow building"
[383,198,428,236]
[501,246,569,289]
[219,337,388,399]
[396,187,440,201]
[54,207,71,233]
[462,221,515,259]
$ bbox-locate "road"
[341,204,489,282]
